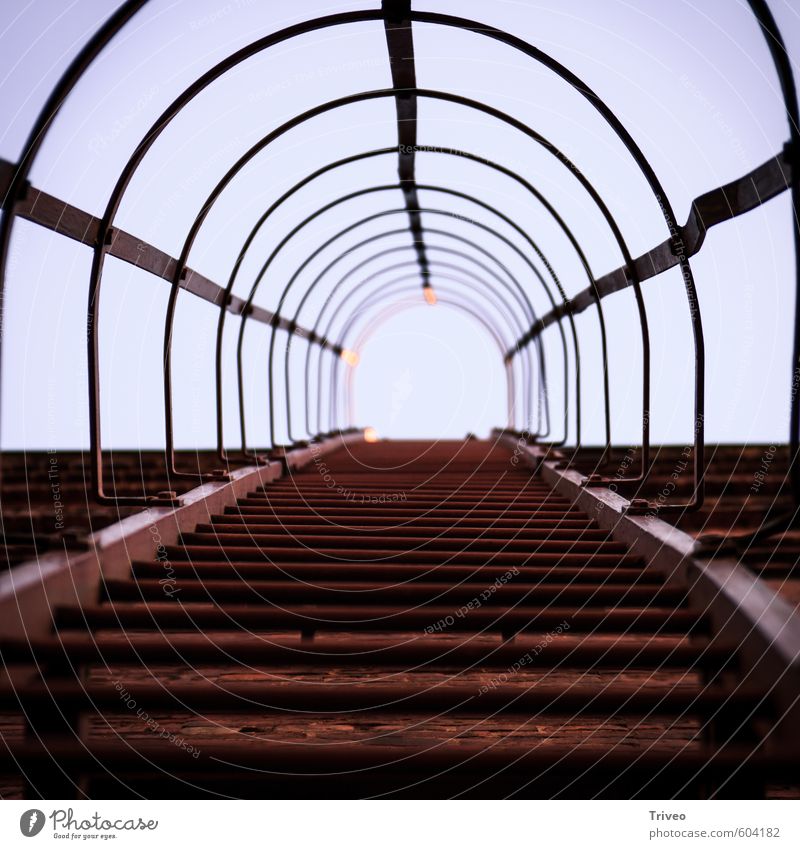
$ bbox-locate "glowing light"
[340,348,360,367]
[364,427,379,443]
[423,285,437,306]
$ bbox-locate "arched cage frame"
[0,0,798,553]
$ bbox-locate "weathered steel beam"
[507,150,793,357]
[383,0,429,282]
[0,159,327,345]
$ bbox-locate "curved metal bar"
[425,185,576,436]
[305,267,538,439]
[238,229,543,452]
[339,280,524,428]
[271,185,571,438]
[212,146,394,462]
[213,145,609,462]
[306,246,554,441]
[342,297,514,431]
[342,299,515,432]
[258,211,559,447]
[277,211,555,444]
[414,11,707,506]
[5,4,791,520]
[747,0,800,504]
[349,277,531,432]
[86,13,669,500]
[0,0,150,498]
[306,248,548,442]
[305,259,542,439]
[86,10,387,502]
[151,89,647,483]
[697,0,800,548]
[271,216,544,445]
[333,285,516,433]
[227,177,569,448]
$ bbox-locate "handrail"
[506,151,792,353]
[0,159,322,338]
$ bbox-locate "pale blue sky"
[1,0,798,447]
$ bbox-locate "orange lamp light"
[340,348,360,367]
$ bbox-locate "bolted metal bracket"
[582,473,612,488]
[623,498,653,515]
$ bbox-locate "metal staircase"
[1,438,795,798]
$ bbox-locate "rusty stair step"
[164,545,643,567]
[178,531,630,554]
[54,602,703,634]
[196,522,614,541]
[212,513,599,529]
[0,633,731,669]
[229,503,586,518]
[104,578,685,607]
[0,680,762,716]
[131,560,655,583]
